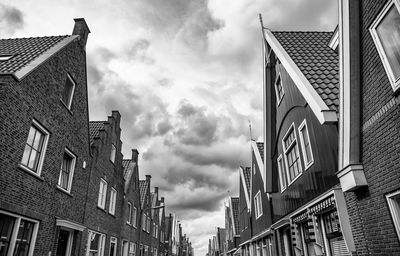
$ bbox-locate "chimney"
[72,18,90,48]
[132,149,139,163]
[145,174,152,181]
[155,187,159,194]
[161,197,165,203]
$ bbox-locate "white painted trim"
[386,189,400,242]
[98,178,108,209]
[14,35,79,80]
[369,0,400,92]
[62,73,76,110]
[254,191,263,219]
[57,147,77,193]
[229,197,237,235]
[110,237,118,256]
[56,219,85,231]
[251,141,265,192]
[333,189,356,252]
[20,119,50,177]
[86,230,106,256]
[328,28,339,51]
[239,167,251,210]
[263,29,338,124]
[289,189,335,218]
[277,154,287,192]
[282,123,303,186]
[298,119,314,170]
[109,187,117,215]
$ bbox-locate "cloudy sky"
[1,0,337,254]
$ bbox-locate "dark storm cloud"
[0,3,24,36]
[168,190,227,212]
[156,119,173,135]
[175,101,217,146]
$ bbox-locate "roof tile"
[272,31,339,111]
[89,121,105,144]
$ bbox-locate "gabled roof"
[139,179,149,207]
[89,121,105,144]
[230,197,240,235]
[0,35,78,80]
[122,159,137,194]
[256,142,264,163]
[272,31,339,111]
[262,29,338,124]
[239,166,251,210]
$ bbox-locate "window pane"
[376,5,400,80]
[0,214,15,256]
[90,233,99,250]
[27,150,38,170]
[62,77,74,107]
[32,131,44,152]
[21,145,32,166]
[14,219,34,256]
[26,127,36,146]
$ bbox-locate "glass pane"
[376,5,400,80]
[32,131,43,152]
[14,220,34,256]
[90,233,99,250]
[0,214,15,256]
[62,78,74,106]
[21,145,32,166]
[27,150,38,170]
[26,127,36,146]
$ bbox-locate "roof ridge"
[0,35,70,41]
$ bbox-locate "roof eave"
[14,35,79,81]
[239,167,251,210]
[251,141,266,192]
[263,29,338,125]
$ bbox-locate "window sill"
[108,212,116,217]
[60,99,73,115]
[56,186,73,197]
[18,164,44,181]
[97,205,107,213]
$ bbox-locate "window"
[122,240,129,256]
[132,207,137,228]
[277,154,287,191]
[254,191,263,219]
[127,203,132,225]
[144,246,149,256]
[110,237,117,256]
[20,120,49,175]
[129,242,136,256]
[61,74,76,109]
[86,230,105,256]
[386,190,400,240]
[57,148,76,193]
[0,211,39,256]
[298,120,314,170]
[147,217,151,233]
[110,144,116,163]
[282,124,302,184]
[109,188,117,215]
[275,73,285,105]
[142,214,147,231]
[154,248,157,256]
[370,0,400,91]
[98,179,107,209]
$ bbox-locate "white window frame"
[277,154,287,192]
[147,217,150,233]
[110,237,117,256]
[275,73,285,105]
[0,210,39,256]
[62,73,76,109]
[98,178,108,209]
[142,214,147,231]
[110,144,116,163]
[370,0,400,92]
[298,119,314,170]
[19,119,50,177]
[386,190,400,241]
[127,202,132,225]
[122,240,129,256]
[129,242,136,256]
[132,207,138,228]
[57,148,77,193]
[282,123,303,186]
[109,188,117,215]
[86,230,106,256]
[254,191,263,219]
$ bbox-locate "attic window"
[0,55,13,61]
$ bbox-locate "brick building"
[0,18,91,256]
[337,0,400,255]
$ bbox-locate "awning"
[56,219,86,231]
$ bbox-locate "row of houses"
[209,1,400,256]
[0,18,193,256]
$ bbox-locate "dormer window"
[61,74,76,110]
[275,73,284,105]
[0,55,13,61]
[370,0,400,92]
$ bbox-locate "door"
[56,229,71,256]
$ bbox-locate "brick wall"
[344,0,400,255]
[0,38,91,256]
